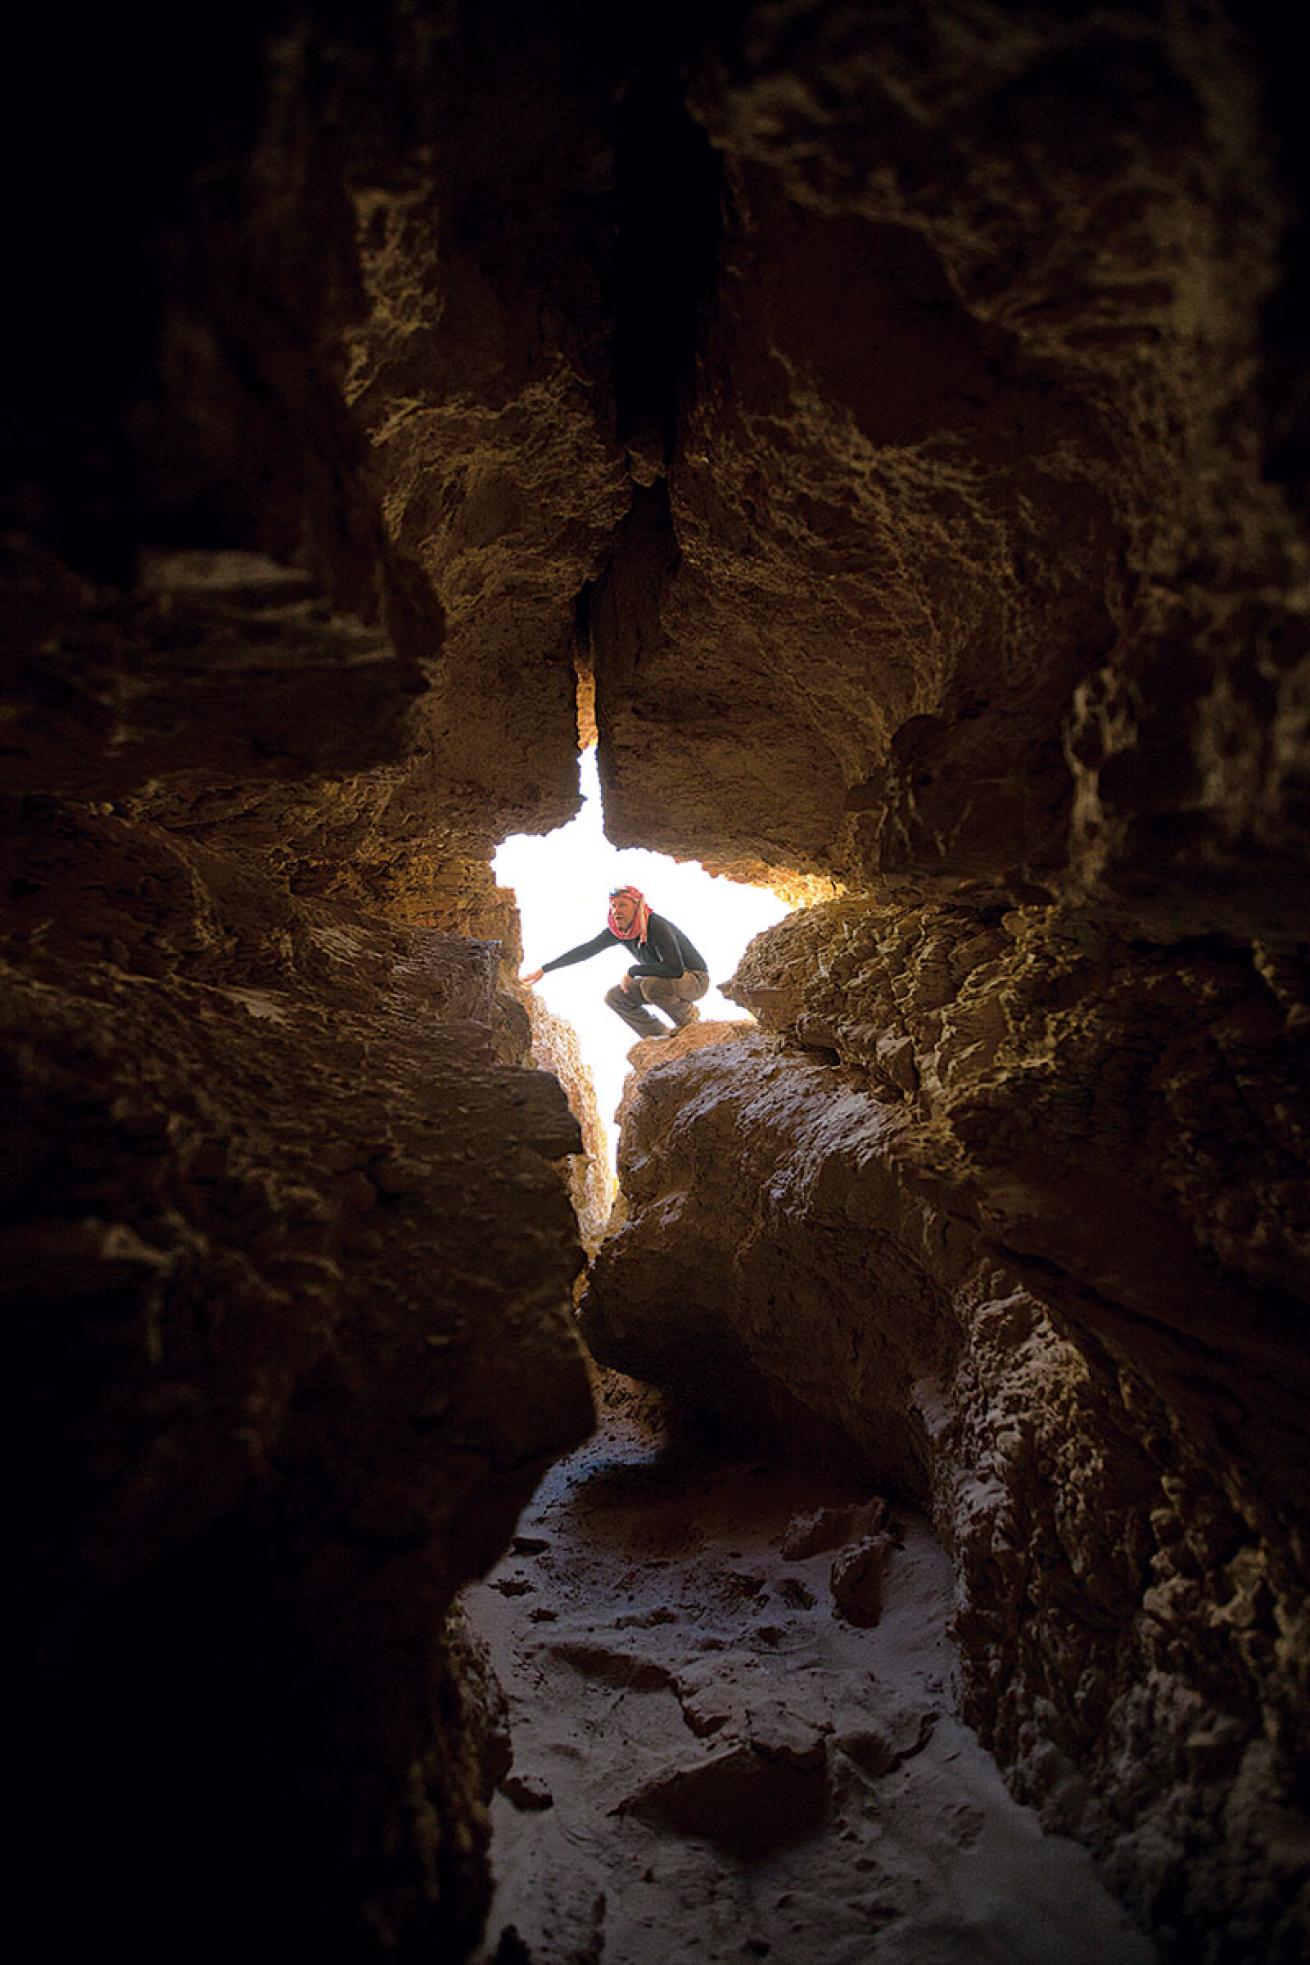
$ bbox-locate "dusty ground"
[462,1378,1154,1965]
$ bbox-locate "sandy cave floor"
[462,1376,1154,1965]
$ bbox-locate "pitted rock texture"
[6,805,594,1958]
[730,897,1310,1336]
[6,12,636,1955]
[463,1383,1153,1965]
[582,953,1309,1960]
[6,5,635,935]
[336,0,638,923]
[593,3,1307,914]
[5,4,1307,1961]
[529,996,614,1255]
[614,1016,760,1134]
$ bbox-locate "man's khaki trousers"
[604,968,709,1038]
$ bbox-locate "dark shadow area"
[609,58,724,455]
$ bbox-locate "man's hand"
[522,967,544,986]
[620,973,638,995]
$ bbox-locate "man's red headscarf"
[607,884,650,943]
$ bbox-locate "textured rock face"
[6,803,593,1956]
[4,2,1307,1959]
[6,4,630,934]
[4,9,621,1953]
[582,1001,1308,1957]
[732,898,1309,1334]
[579,11,1307,1956]
[529,997,615,1255]
[338,5,632,922]
[594,2,1307,913]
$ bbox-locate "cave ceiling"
[2,0,1302,934]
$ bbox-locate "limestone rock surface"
[6,802,594,1955]
[5,4,1308,1960]
[579,23,1310,1926]
[463,1388,1154,1965]
[6,5,634,934]
[593,2,1307,918]
[529,995,615,1256]
[582,928,1309,1959]
[5,800,594,1956]
[4,13,636,1954]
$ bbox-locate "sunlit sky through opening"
[494,747,790,1168]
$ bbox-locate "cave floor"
[462,1375,1153,1965]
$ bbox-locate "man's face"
[611,894,637,932]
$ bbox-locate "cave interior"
[4,3,1307,1962]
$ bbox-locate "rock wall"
[4,6,620,1955]
[578,6,1309,1958]
[593,1,1307,916]
[6,798,594,1957]
[583,917,1308,1955]
[529,995,616,1256]
[4,2,1307,1959]
[6,3,632,931]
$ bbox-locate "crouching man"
[522,885,710,1039]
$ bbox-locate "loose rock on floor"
[463,1378,1154,1965]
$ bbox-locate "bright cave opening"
[494,746,790,1169]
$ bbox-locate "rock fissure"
[5,4,1307,1961]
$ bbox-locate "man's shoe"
[671,1003,701,1029]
